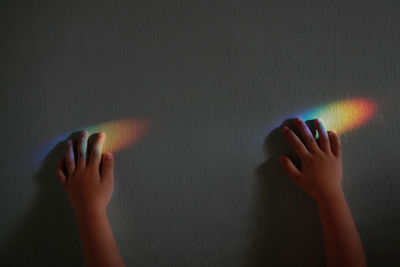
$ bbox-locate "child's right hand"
[279,117,343,203]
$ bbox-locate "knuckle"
[324,148,333,156]
[318,148,328,156]
[78,151,85,159]
[305,135,315,144]
[319,134,328,141]
[302,154,314,164]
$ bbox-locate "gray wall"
[1,0,399,266]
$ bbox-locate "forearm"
[75,209,125,267]
[316,191,367,267]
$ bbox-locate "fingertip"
[104,152,113,161]
[282,126,289,134]
[81,130,88,136]
[314,118,331,152]
[315,118,322,129]
[65,139,72,154]
[94,132,106,147]
[329,130,341,157]
[330,130,340,142]
[77,131,89,169]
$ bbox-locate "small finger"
[101,153,114,185]
[65,139,76,175]
[88,132,106,169]
[329,130,341,158]
[282,126,311,159]
[294,118,319,153]
[76,130,89,170]
[315,119,330,153]
[56,158,67,185]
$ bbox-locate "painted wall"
[1,0,399,266]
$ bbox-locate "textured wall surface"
[1,0,399,266]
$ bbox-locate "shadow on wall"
[246,118,326,267]
[0,132,86,266]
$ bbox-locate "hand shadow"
[246,118,325,267]
[0,131,100,266]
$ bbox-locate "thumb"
[101,153,114,184]
[56,158,67,186]
[279,156,302,183]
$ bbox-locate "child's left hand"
[56,131,115,215]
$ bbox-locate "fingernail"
[99,132,105,137]
[282,126,289,132]
[319,120,326,130]
[104,153,113,160]
[67,139,72,145]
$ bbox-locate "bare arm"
[75,208,124,267]
[280,117,367,267]
[56,131,125,267]
[316,191,367,267]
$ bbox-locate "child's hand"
[280,118,343,203]
[56,131,115,215]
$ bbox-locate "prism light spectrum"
[80,118,151,153]
[256,97,377,146]
[32,117,151,168]
[297,98,376,134]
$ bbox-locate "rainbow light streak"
[297,98,376,134]
[33,117,151,168]
[80,118,151,153]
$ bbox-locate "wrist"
[315,188,346,207]
[74,206,107,221]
